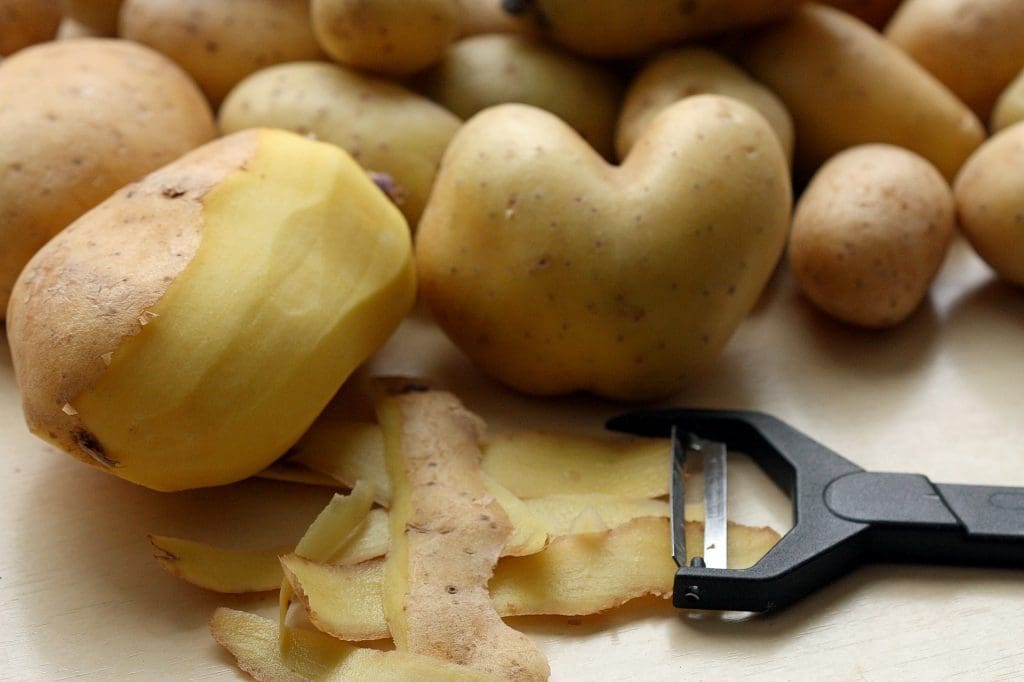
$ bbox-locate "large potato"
[739,4,985,181]
[954,122,1024,286]
[7,129,416,492]
[0,38,216,319]
[416,97,791,401]
[220,62,461,225]
[119,0,322,105]
[507,0,800,57]
[991,68,1024,132]
[616,47,793,165]
[0,0,60,55]
[886,0,1024,121]
[789,145,956,328]
[417,34,621,158]
[311,0,459,76]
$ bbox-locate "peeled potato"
[7,129,416,491]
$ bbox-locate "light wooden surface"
[2,239,1022,681]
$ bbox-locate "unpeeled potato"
[991,67,1024,133]
[0,38,216,318]
[789,144,956,328]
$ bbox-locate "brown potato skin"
[886,0,1024,121]
[991,68,1024,133]
[789,144,956,328]
[0,0,61,55]
[0,38,216,319]
[817,0,902,28]
[954,122,1024,286]
[7,132,259,470]
[119,0,323,104]
[739,4,984,182]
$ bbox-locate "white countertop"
[2,238,1022,680]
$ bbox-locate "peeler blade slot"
[670,426,688,567]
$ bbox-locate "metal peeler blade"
[608,408,1024,613]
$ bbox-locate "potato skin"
[886,0,1024,121]
[954,122,1024,286]
[616,47,793,165]
[991,67,1024,133]
[416,97,791,401]
[0,0,60,55]
[311,0,459,76]
[519,0,800,58]
[119,0,322,104]
[417,34,622,158]
[0,38,216,319]
[789,145,956,328]
[739,3,984,182]
[7,133,257,469]
[220,61,461,225]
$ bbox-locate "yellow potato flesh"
[290,421,391,505]
[483,474,550,557]
[523,494,669,537]
[482,431,670,498]
[210,608,500,682]
[72,130,415,491]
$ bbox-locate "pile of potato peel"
[154,383,779,681]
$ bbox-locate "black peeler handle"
[608,408,1024,612]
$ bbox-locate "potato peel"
[279,517,781,641]
[210,607,501,682]
[378,388,550,681]
[290,421,391,505]
[149,535,290,593]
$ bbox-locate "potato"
[992,68,1024,132]
[311,0,459,76]
[506,0,800,57]
[886,0,1024,121]
[739,4,985,182]
[616,47,793,165]
[0,38,215,318]
[416,97,791,401]
[417,34,621,158]
[219,61,461,226]
[64,0,122,35]
[789,145,956,328]
[119,0,322,105]
[954,122,1024,286]
[6,129,416,491]
[0,0,60,55]
[456,0,538,37]
[817,0,902,28]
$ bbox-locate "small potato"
[616,47,793,165]
[886,0,1024,122]
[991,67,1024,133]
[0,0,60,55]
[119,0,322,105]
[311,0,459,76]
[64,0,122,35]
[417,34,621,158]
[954,122,1024,286]
[789,145,956,328]
[0,38,216,318]
[56,16,101,40]
[817,0,902,28]
[739,4,985,182]
[220,62,461,225]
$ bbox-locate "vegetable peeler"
[606,408,1024,613]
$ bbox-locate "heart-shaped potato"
[416,96,791,401]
